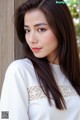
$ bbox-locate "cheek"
[43,32,58,47]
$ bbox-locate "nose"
[29,31,38,43]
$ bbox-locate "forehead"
[24,9,48,25]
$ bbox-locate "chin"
[33,54,45,58]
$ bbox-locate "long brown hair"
[14,0,80,110]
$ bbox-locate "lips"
[32,48,42,52]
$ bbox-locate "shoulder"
[6,58,33,74]
[4,58,35,84]
[7,58,33,70]
[4,58,39,88]
[3,58,35,90]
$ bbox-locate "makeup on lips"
[31,48,42,52]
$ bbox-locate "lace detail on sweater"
[27,85,77,101]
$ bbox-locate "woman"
[1,0,80,120]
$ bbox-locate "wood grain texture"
[0,0,14,93]
[0,0,26,94]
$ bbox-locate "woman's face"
[24,9,59,64]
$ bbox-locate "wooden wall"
[0,0,25,94]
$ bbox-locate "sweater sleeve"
[0,61,29,120]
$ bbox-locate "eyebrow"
[24,23,48,28]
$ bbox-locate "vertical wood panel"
[0,0,26,94]
[0,0,14,93]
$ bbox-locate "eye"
[38,28,46,32]
[24,29,30,33]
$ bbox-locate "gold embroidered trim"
[27,85,77,101]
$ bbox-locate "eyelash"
[38,28,46,32]
[24,28,46,33]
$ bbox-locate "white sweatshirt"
[0,58,80,120]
